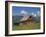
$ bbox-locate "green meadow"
[12,22,40,30]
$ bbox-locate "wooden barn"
[19,16,33,25]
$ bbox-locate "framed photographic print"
[5,1,45,36]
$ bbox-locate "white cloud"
[31,11,40,17]
[20,10,28,15]
[37,11,40,16]
[32,12,37,17]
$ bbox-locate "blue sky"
[12,6,40,16]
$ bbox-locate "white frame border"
[8,2,44,34]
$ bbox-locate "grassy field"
[12,22,40,30]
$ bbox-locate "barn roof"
[20,15,29,21]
